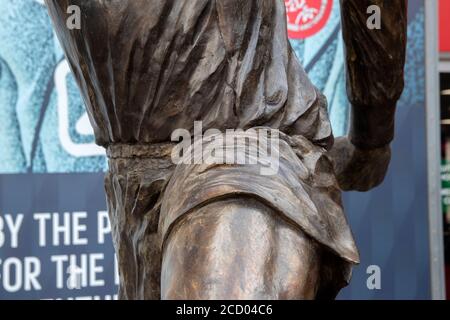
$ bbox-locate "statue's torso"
[47,0,333,148]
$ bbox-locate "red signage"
[440,0,450,53]
[285,0,333,39]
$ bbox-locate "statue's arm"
[329,0,408,191]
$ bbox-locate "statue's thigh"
[161,197,321,300]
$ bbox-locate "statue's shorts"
[105,129,359,300]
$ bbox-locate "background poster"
[0,0,430,299]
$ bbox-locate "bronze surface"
[45,0,408,299]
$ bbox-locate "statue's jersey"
[46,0,333,148]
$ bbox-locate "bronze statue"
[44,0,407,299]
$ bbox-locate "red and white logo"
[284,0,333,39]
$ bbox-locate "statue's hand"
[328,137,391,192]
[334,0,407,192]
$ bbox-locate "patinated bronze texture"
[45,0,408,299]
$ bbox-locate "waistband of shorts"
[106,142,175,159]
[105,129,316,160]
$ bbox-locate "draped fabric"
[160,130,359,265]
[45,0,333,148]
